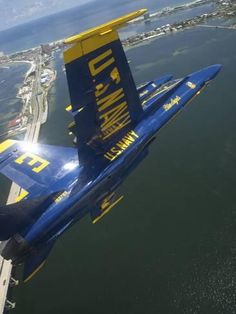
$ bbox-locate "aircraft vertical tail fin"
[63,10,147,165]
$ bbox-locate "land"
[123,0,236,46]
[1,0,236,140]
[0,43,58,139]
[0,43,58,314]
[0,41,60,314]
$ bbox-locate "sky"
[0,0,92,31]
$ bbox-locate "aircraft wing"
[63,10,147,166]
[0,139,78,201]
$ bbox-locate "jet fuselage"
[13,64,221,258]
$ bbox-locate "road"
[0,54,45,313]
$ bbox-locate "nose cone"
[203,64,222,81]
[188,64,222,84]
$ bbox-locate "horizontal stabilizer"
[0,194,58,241]
[0,140,78,199]
[23,240,55,282]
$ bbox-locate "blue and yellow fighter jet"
[0,9,221,282]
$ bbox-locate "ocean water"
[0,63,29,135]
[0,0,186,54]
[0,0,215,135]
[0,1,236,313]
[122,3,215,38]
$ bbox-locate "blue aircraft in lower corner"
[0,9,221,282]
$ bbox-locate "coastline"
[40,67,57,124]
[1,58,56,139]
[0,0,236,140]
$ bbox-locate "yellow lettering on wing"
[88,49,115,76]
[104,130,139,161]
[163,96,181,111]
[15,152,49,173]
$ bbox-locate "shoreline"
[40,67,57,124]
[0,57,56,139]
[0,0,235,140]
[129,0,214,24]
[123,0,236,47]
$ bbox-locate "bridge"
[196,24,236,30]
